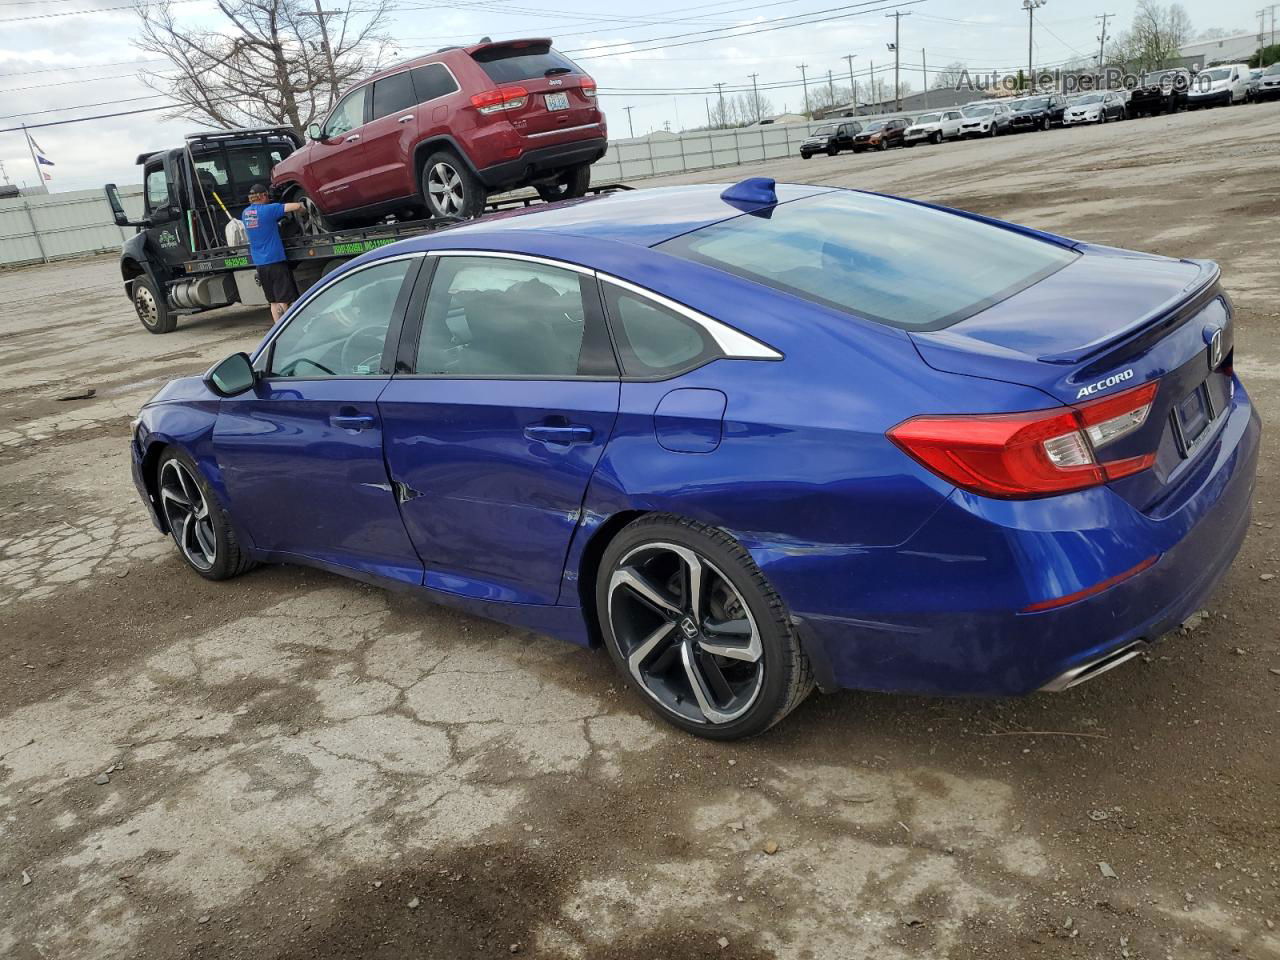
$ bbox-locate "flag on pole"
[26,132,54,181]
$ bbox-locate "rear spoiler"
[1038,256,1221,367]
[466,37,553,55]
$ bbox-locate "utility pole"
[748,73,762,122]
[0,160,9,186]
[922,48,929,108]
[869,60,876,110]
[1095,12,1114,70]
[1023,0,1046,93]
[20,124,46,193]
[827,69,836,113]
[704,97,712,128]
[623,106,635,139]
[299,0,343,106]
[885,9,910,111]
[713,81,726,127]
[842,54,858,113]
[797,63,810,118]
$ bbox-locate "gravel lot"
[2,103,1277,960]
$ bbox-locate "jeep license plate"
[544,92,570,111]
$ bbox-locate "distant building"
[751,113,809,126]
[1179,33,1263,67]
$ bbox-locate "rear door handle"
[330,413,375,431]
[524,424,594,446]
[397,115,414,124]
[345,134,361,143]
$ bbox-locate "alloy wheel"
[607,542,763,725]
[297,195,328,236]
[427,162,466,217]
[135,284,159,328]
[159,460,217,572]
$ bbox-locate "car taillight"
[470,85,528,115]
[580,76,597,98]
[888,381,1159,499]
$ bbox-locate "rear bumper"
[770,381,1260,697]
[475,135,609,189]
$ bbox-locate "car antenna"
[720,177,777,213]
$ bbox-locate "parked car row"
[799,68,1278,161]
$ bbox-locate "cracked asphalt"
[2,103,1278,959]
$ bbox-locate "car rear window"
[471,43,580,83]
[656,190,1079,331]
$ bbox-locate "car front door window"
[323,87,368,139]
[269,259,413,378]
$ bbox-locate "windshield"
[962,106,993,117]
[472,43,580,83]
[657,190,1079,331]
[1142,69,1181,85]
[862,120,887,132]
[1268,64,1280,75]
[811,125,835,136]
[1020,96,1050,109]
[1074,94,1103,105]
[915,113,941,124]
[1200,68,1231,81]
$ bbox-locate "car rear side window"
[371,71,417,120]
[471,43,579,84]
[602,283,717,378]
[411,63,459,102]
[415,257,595,378]
[657,190,1079,331]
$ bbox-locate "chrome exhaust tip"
[1040,641,1146,693]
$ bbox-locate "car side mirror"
[307,122,322,141]
[104,183,152,228]
[204,352,257,397]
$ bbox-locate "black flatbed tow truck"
[105,126,626,334]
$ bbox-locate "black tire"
[931,130,943,145]
[596,514,814,740]
[801,152,812,159]
[535,163,591,202]
[876,139,887,151]
[421,149,484,219]
[132,275,175,334]
[155,448,254,581]
[989,124,998,137]
[826,144,839,156]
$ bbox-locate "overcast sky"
[0,0,1266,192]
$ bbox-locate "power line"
[0,59,167,80]
[0,0,203,22]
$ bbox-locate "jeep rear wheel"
[534,163,591,202]
[422,150,484,220]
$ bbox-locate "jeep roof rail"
[183,127,303,147]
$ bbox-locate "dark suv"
[1128,68,1192,116]
[799,120,862,158]
[1007,93,1069,131]
[851,117,910,152]
[270,37,607,226]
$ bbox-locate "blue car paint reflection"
[131,182,1260,698]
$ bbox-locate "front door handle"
[524,423,594,446]
[345,134,361,143]
[397,114,415,124]
[330,413,376,431]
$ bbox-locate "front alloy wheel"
[159,459,217,572]
[598,517,814,739]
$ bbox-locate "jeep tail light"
[581,76,597,97]
[887,381,1159,499]
[471,85,528,114]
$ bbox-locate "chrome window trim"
[429,249,782,361]
[252,252,426,370]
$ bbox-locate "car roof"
[426,182,834,249]
[362,36,559,88]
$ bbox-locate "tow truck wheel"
[133,276,175,334]
[534,163,591,203]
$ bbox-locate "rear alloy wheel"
[157,450,254,581]
[133,275,175,334]
[534,163,591,203]
[422,150,484,220]
[598,516,813,740]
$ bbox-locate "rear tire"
[133,275,175,334]
[596,514,814,740]
[421,149,485,220]
[534,163,591,202]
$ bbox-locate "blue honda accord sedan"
[131,179,1260,739]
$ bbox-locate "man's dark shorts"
[257,262,299,303]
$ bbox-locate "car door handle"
[397,115,414,124]
[345,134,361,143]
[524,424,594,446]
[330,413,375,431]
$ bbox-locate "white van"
[1187,63,1251,107]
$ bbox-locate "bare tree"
[1123,0,1194,72]
[931,61,968,90]
[135,0,394,133]
[1196,26,1246,40]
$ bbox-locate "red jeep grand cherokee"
[271,38,607,227]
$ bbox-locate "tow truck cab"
[106,127,302,332]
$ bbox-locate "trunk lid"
[911,246,1235,512]
[469,39,599,138]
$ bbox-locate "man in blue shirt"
[242,184,305,322]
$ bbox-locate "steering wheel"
[339,324,386,374]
